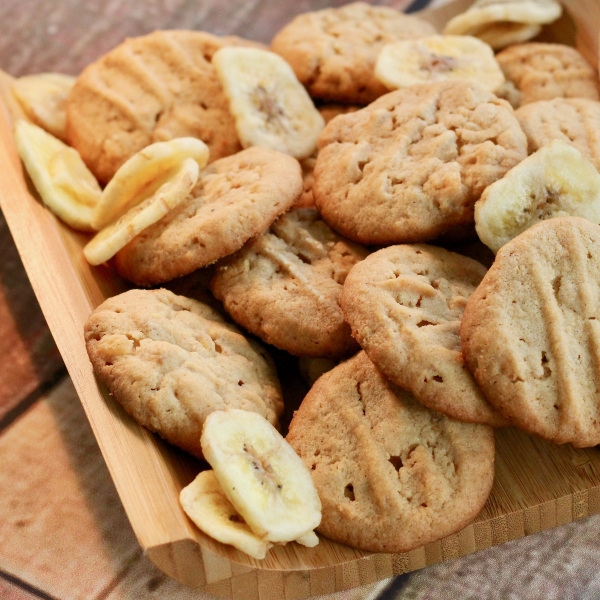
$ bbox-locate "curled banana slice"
[180,470,273,560]
[375,35,504,92]
[92,137,209,230]
[475,22,542,51]
[475,140,600,253]
[84,157,199,265]
[443,0,562,50]
[201,409,322,545]
[212,47,325,160]
[12,73,75,141]
[14,119,101,231]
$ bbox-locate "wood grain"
[0,377,141,599]
[0,0,412,77]
[0,1,599,599]
[0,211,64,424]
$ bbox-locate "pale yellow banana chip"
[92,137,209,230]
[443,0,561,50]
[14,119,101,231]
[12,73,75,142]
[201,409,321,545]
[212,47,325,160]
[375,35,504,92]
[475,22,542,50]
[180,470,273,560]
[475,140,600,253]
[84,157,199,265]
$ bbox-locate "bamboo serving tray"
[2,1,600,597]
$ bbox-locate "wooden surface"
[1,0,600,599]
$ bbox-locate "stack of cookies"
[16,0,600,558]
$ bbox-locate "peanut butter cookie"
[462,216,600,446]
[516,98,600,171]
[115,147,303,286]
[314,80,527,244]
[340,244,507,427]
[84,288,284,458]
[67,31,260,184]
[211,207,368,358]
[286,351,495,553]
[496,43,599,108]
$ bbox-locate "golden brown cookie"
[84,288,284,458]
[461,216,600,446]
[516,98,600,171]
[211,207,368,358]
[67,31,260,184]
[496,43,599,108]
[340,244,507,427]
[270,2,436,104]
[286,351,495,553]
[314,81,528,245]
[114,147,303,286]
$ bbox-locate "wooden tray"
[1,1,600,597]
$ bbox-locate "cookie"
[461,216,600,446]
[286,351,495,553]
[271,2,436,105]
[516,98,600,171]
[84,288,284,459]
[314,80,528,245]
[67,31,260,184]
[114,147,303,286]
[340,244,507,427]
[496,43,600,108]
[211,207,368,358]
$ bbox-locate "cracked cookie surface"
[84,288,283,458]
[461,217,600,446]
[67,31,260,184]
[341,244,507,427]
[313,80,528,245]
[271,2,436,104]
[286,351,495,553]
[115,147,303,286]
[211,207,368,358]
[496,43,599,108]
[516,98,600,171]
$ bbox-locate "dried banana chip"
[443,0,562,50]
[475,140,600,253]
[475,22,542,50]
[12,73,75,141]
[84,157,199,265]
[201,409,321,545]
[14,119,101,231]
[212,47,325,160]
[180,470,273,560]
[375,35,504,92]
[92,137,209,230]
